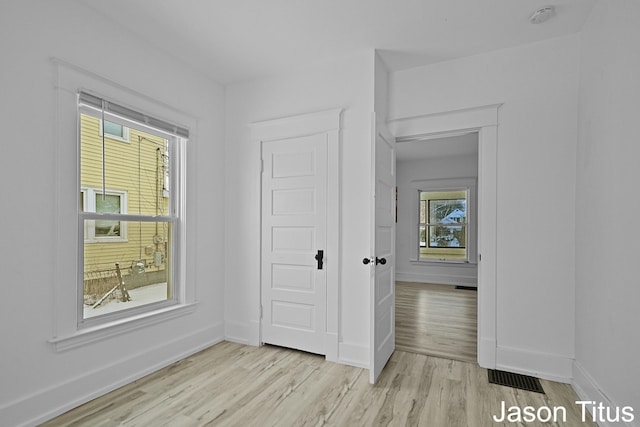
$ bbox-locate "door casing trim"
[388,104,501,369]
[251,109,342,362]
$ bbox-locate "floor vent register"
[488,369,545,394]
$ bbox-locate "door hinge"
[479,253,482,262]
[260,305,263,319]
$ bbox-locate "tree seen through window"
[418,190,468,260]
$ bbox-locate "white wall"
[389,35,580,381]
[574,0,640,422]
[374,52,390,122]
[6,0,636,423]
[396,153,478,286]
[0,1,225,426]
[224,50,376,366]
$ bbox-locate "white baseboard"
[228,321,339,364]
[224,319,261,347]
[224,319,251,345]
[326,332,339,362]
[477,337,496,369]
[3,323,224,427]
[248,320,261,346]
[338,341,369,369]
[496,345,573,383]
[572,361,638,427]
[396,271,477,287]
[227,323,341,366]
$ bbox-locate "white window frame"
[419,189,468,249]
[81,187,128,243]
[51,59,196,351]
[77,105,184,329]
[410,178,477,265]
[99,118,130,143]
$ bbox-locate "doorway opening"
[386,104,500,369]
[394,132,479,362]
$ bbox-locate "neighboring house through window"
[51,61,196,351]
[78,91,186,324]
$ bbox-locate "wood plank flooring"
[396,281,478,362]
[40,341,595,427]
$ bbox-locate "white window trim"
[99,118,130,143]
[409,178,477,265]
[81,187,128,243]
[419,190,468,252]
[51,58,197,352]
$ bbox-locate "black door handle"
[363,257,386,265]
[315,250,324,270]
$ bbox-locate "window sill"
[49,302,197,352]
[410,259,477,266]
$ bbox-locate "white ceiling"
[79,0,596,84]
[396,132,478,162]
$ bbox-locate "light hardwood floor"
[396,281,477,363]
[41,341,595,427]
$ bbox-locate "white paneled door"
[261,134,327,355]
[369,122,396,384]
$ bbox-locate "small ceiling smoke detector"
[529,6,556,24]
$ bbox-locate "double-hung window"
[78,91,187,324]
[418,188,472,262]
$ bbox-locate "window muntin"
[79,101,181,325]
[418,190,468,261]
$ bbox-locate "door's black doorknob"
[362,258,372,265]
[315,250,324,270]
[376,257,387,265]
